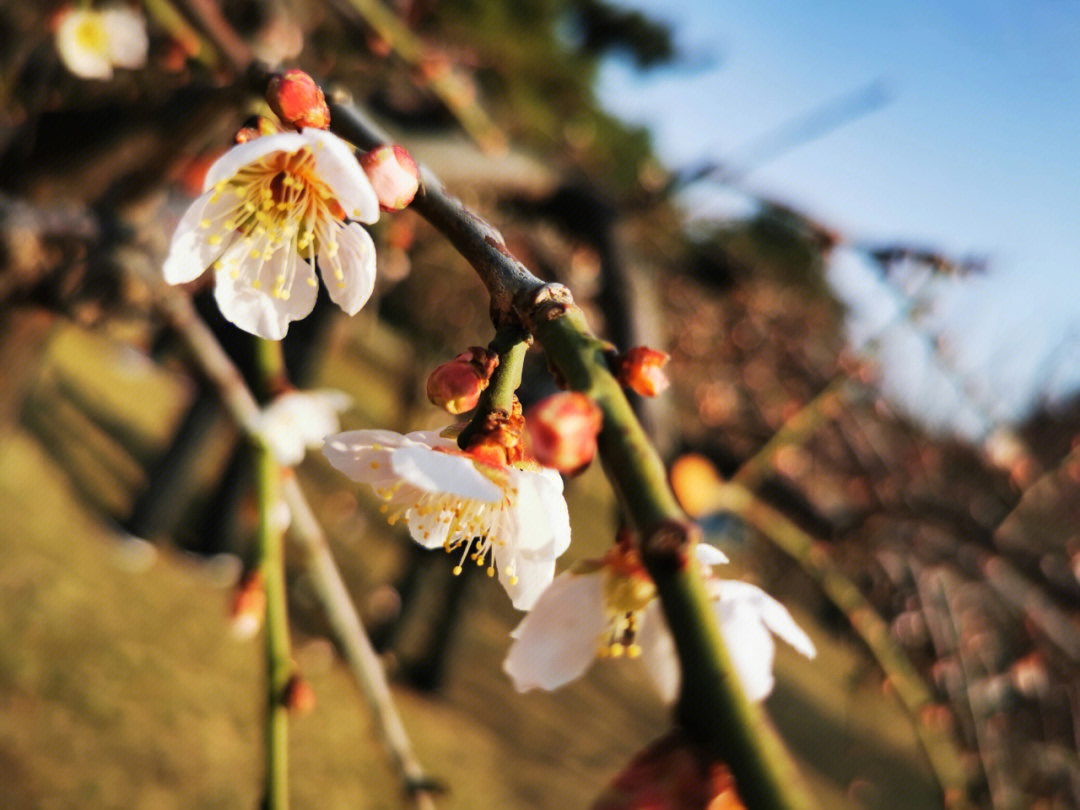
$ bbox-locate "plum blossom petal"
[164,130,379,339]
[213,239,319,340]
[163,189,230,284]
[503,570,607,691]
[322,428,572,607]
[305,129,380,223]
[319,222,376,316]
[56,7,147,80]
[202,132,307,190]
[257,389,352,465]
[503,541,813,703]
[56,10,113,79]
[102,8,149,69]
[389,445,501,502]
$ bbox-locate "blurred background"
[1,1,1079,808]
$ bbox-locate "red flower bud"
[360,145,420,212]
[593,732,744,810]
[283,674,316,714]
[427,361,487,414]
[454,346,499,379]
[525,392,602,474]
[266,69,330,131]
[426,348,499,414]
[617,346,670,397]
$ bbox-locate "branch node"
[641,518,700,572]
[518,283,574,332]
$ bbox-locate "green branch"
[457,326,529,449]
[254,434,290,810]
[326,99,818,808]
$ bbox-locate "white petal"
[402,430,457,450]
[732,582,817,660]
[322,430,417,481]
[404,507,453,550]
[319,222,376,316]
[203,132,307,191]
[636,603,681,704]
[503,571,606,691]
[259,389,351,464]
[294,389,351,446]
[494,549,555,611]
[693,543,729,568]
[102,8,148,69]
[712,588,778,702]
[262,421,306,466]
[163,189,232,284]
[56,11,113,80]
[502,468,571,561]
[389,446,501,502]
[213,244,318,339]
[302,129,380,223]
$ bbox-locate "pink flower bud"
[525,392,603,474]
[283,674,316,714]
[593,732,743,810]
[427,360,487,414]
[360,145,420,212]
[617,346,670,397]
[266,69,330,130]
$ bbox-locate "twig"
[284,478,438,810]
[254,433,290,810]
[152,287,437,809]
[327,0,506,153]
[327,92,816,810]
[175,0,253,72]
[140,0,220,69]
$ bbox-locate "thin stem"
[329,0,505,152]
[457,326,529,449]
[255,439,290,810]
[149,286,436,809]
[285,483,438,810]
[140,0,220,69]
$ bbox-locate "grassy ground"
[0,315,943,809]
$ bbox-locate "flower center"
[598,568,655,658]
[370,449,520,584]
[202,146,348,299]
[74,15,110,56]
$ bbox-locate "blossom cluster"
[163,71,814,715]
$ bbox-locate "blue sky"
[599,0,1080,437]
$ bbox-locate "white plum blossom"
[322,428,571,610]
[503,543,816,703]
[163,130,380,340]
[56,6,148,80]
[257,389,351,465]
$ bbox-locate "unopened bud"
[593,732,744,810]
[267,69,330,130]
[283,674,316,714]
[617,347,670,397]
[455,346,499,379]
[525,392,602,474]
[229,571,265,640]
[426,347,499,414]
[360,145,420,212]
[427,362,486,414]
